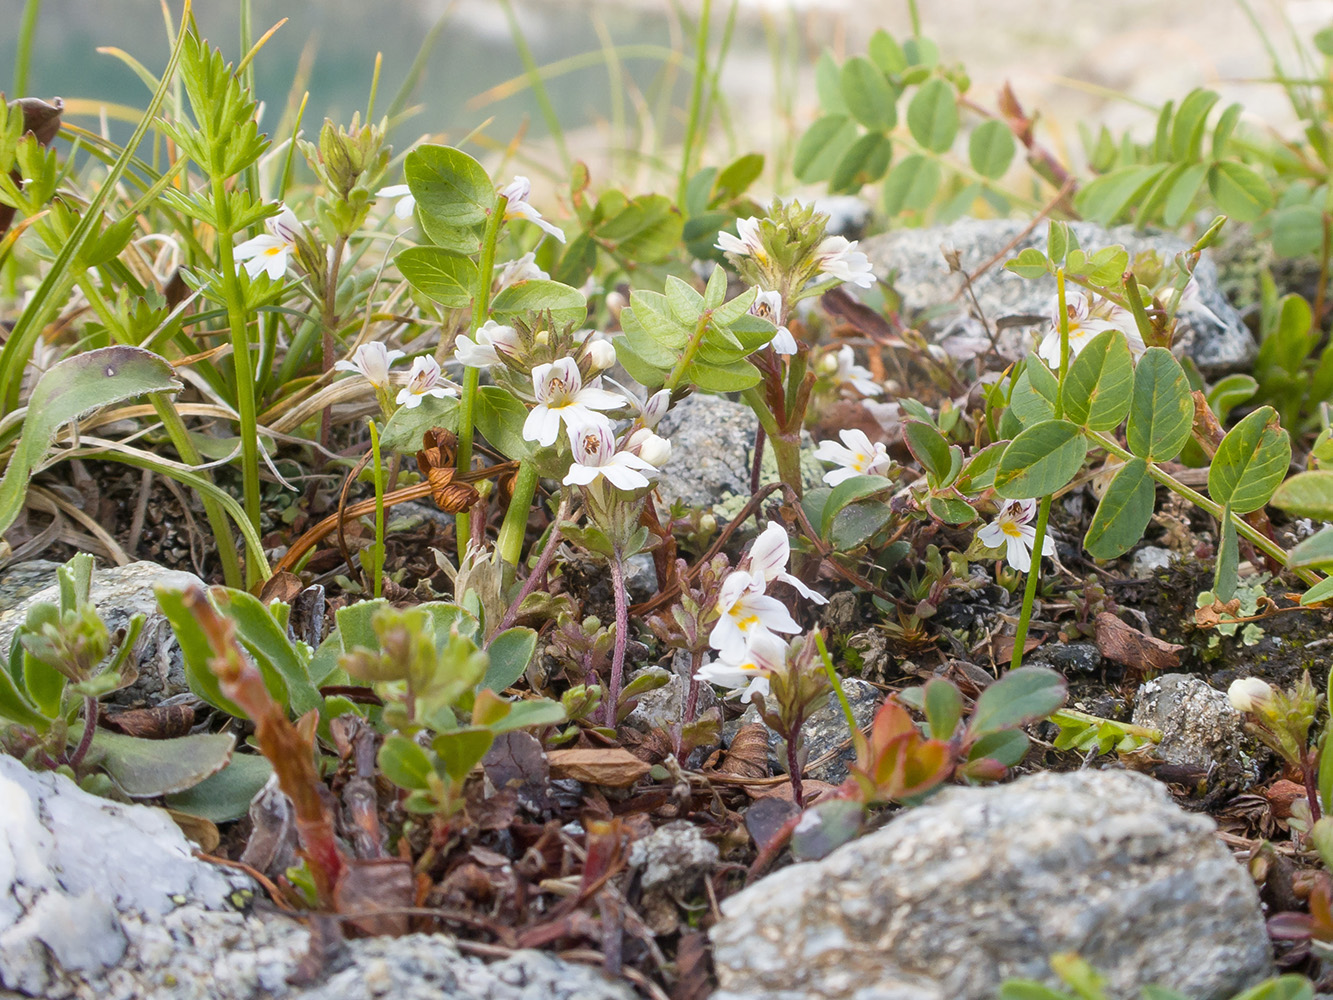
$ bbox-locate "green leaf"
[165,752,273,822]
[483,628,537,692]
[1084,457,1155,559]
[923,678,962,740]
[1162,162,1209,228]
[156,587,247,718]
[1004,247,1053,279]
[1169,88,1220,161]
[1301,575,1333,606]
[882,154,941,214]
[0,346,180,538]
[997,982,1072,1000]
[379,734,433,790]
[406,144,492,234]
[714,153,764,200]
[1207,373,1258,421]
[490,280,588,329]
[474,386,534,460]
[1074,164,1162,225]
[968,120,1016,179]
[1273,204,1325,259]
[490,698,566,734]
[869,30,907,74]
[926,493,977,525]
[1214,506,1239,602]
[906,78,958,152]
[1060,329,1133,431]
[212,589,322,717]
[794,115,859,183]
[790,798,865,862]
[88,727,235,798]
[820,475,895,541]
[815,49,850,115]
[968,667,1066,736]
[432,727,495,783]
[379,393,459,452]
[395,246,477,308]
[1290,526,1333,569]
[1208,406,1290,514]
[1126,347,1193,461]
[956,442,1007,492]
[1212,102,1244,158]
[903,420,952,485]
[840,57,896,132]
[686,357,761,393]
[1272,469,1333,520]
[1227,976,1314,1000]
[1009,357,1059,427]
[1207,161,1274,223]
[994,419,1087,499]
[830,132,894,192]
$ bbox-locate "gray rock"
[710,769,1272,1000]
[730,676,880,785]
[1131,545,1179,578]
[0,560,203,707]
[628,820,718,892]
[1028,641,1103,675]
[1132,673,1268,790]
[0,755,639,999]
[812,195,873,240]
[623,552,657,603]
[861,219,1255,375]
[623,652,717,734]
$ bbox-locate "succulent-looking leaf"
[87,727,235,798]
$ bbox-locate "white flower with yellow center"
[715,216,768,263]
[814,428,892,486]
[395,356,457,410]
[334,342,404,390]
[815,235,875,288]
[501,176,566,244]
[709,570,802,660]
[563,421,657,491]
[454,320,521,369]
[233,206,302,280]
[831,345,882,397]
[1037,292,1145,369]
[523,357,622,447]
[744,521,827,605]
[694,629,789,703]
[976,498,1055,573]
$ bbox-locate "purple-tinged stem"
[604,553,630,727]
[67,696,98,771]
[491,499,570,640]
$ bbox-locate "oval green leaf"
[405,144,493,231]
[1207,161,1274,223]
[968,120,1016,179]
[840,56,896,132]
[1061,329,1134,431]
[883,154,942,215]
[906,78,958,152]
[1126,347,1193,461]
[1084,457,1155,559]
[994,419,1087,499]
[395,246,477,308]
[1208,406,1290,514]
[1272,469,1333,520]
[491,279,588,329]
[794,115,859,183]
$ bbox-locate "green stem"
[496,461,540,567]
[677,0,712,208]
[13,0,41,97]
[210,181,263,584]
[1010,496,1052,670]
[456,194,507,546]
[369,419,385,599]
[664,311,713,391]
[815,631,857,737]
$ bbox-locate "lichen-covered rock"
[0,560,203,707]
[1132,672,1268,789]
[710,769,1272,1000]
[860,219,1255,375]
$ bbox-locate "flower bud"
[641,389,670,429]
[1228,677,1274,714]
[586,338,617,371]
[636,433,672,467]
[605,290,627,322]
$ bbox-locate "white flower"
[233,205,302,280]
[641,389,670,429]
[694,629,789,703]
[625,428,672,467]
[563,421,657,491]
[522,357,622,447]
[1228,677,1274,714]
[585,338,617,371]
[709,570,803,659]
[376,183,416,219]
[815,235,875,288]
[813,428,892,486]
[495,252,548,291]
[334,342,404,390]
[832,345,882,397]
[743,521,827,605]
[975,498,1055,573]
[715,216,767,261]
[750,288,798,355]
[395,356,457,409]
[501,175,566,244]
[1036,292,1145,369]
[454,320,520,369]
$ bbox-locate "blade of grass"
[498,0,570,173]
[13,0,42,97]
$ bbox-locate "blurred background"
[0,0,1325,192]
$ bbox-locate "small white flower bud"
[637,433,672,467]
[605,290,627,321]
[641,389,670,429]
[586,338,617,371]
[1227,677,1274,714]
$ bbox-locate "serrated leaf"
[1060,328,1133,430]
[1208,406,1290,513]
[994,419,1087,499]
[1084,457,1155,559]
[1127,347,1193,461]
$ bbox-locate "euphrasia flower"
[708,570,802,659]
[831,345,882,397]
[1228,677,1274,714]
[751,288,798,354]
[522,357,622,447]
[334,342,404,390]
[376,184,415,219]
[395,356,457,409]
[976,498,1055,573]
[815,235,875,288]
[694,629,788,703]
[454,320,521,369]
[624,428,672,467]
[501,176,566,244]
[743,522,827,605]
[585,338,617,371]
[495,252,548,291]
[814,428,892,486]
[1037,291,1145,369]
[562,421,658,491]
[233,206,302,280]
[715,216,768,263]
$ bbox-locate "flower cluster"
[695,522,826,702]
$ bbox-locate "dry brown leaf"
[547,748,651,787]
[1266,779,1307,820]
[1093,612,1183,671]
[334,857,414,937]
[718,724,770,779]
[1195,598,1243,628]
